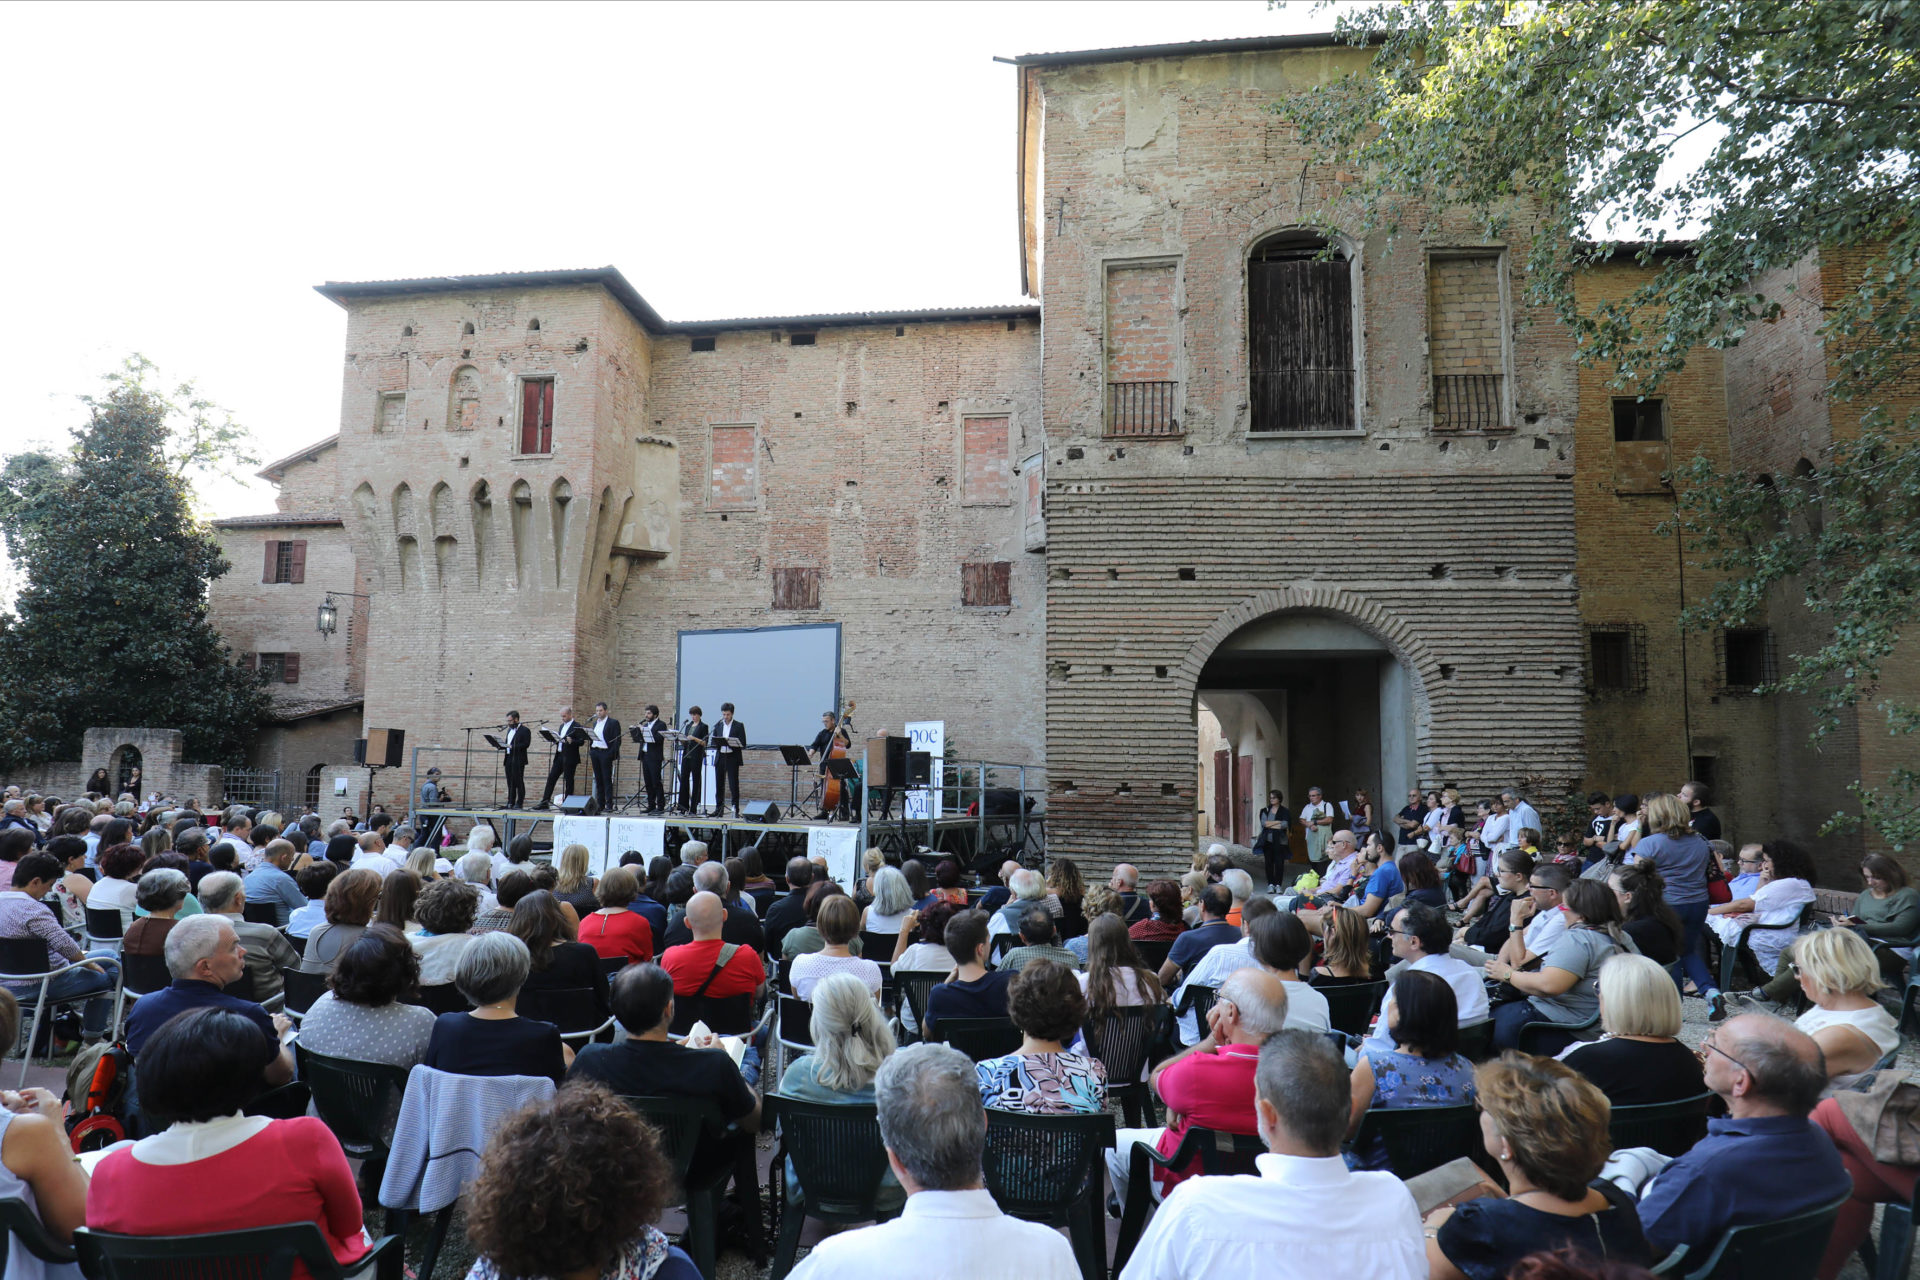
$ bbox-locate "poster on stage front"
[606,818,665,874]
[553,815,609,872]
[904,720,944,820]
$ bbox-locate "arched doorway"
[1195,611,1421,845]
[110,745,143,798]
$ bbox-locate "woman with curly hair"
[298,867,383,975]
[974,959,1108,1115]
[463,1082,700,1280]
[1045,856,1088,940]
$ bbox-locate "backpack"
[65,1040,133,1151]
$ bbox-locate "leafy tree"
[1293,1,1920,845]
[0,359,270,769]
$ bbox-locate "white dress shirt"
[788,1188,1079,1280]
[591,717,609,750]
[1366,953,1491,1051]
[349,850,401,876]
[1482,810,1516,851]
[1507,800,1542,839]
[1524,903,1569,957]
[1118,1152,1425,1280]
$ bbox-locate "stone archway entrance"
[111,745,143,797]
[1195,611,1420,846]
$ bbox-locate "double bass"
[821,700,856,816]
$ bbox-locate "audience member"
[1309,905,1376,985]
[780,881,860,959]
[298,924,436,1069]
[663,862,767,952]
[1118,1030,1425,1280]
[200,871,299,1001]
[787,1042,1080,1279]
[1159,883,1239,987]
[88,843,146,932]
[1426,1054,1651,1279]
[471,869,530,933]
[1081,913,1166,1028]
[409,877,480,985]
[44,834,91,927]
[121,867,190,957]
[791,893,882,999]
[1380,901,1489,1030]
[1127,879,1186,943]
[925,908,1013,1036]
[763,857,814,955]
[975,959,1108,1114]
[863,865,915,935]
[1609,865,1682,967]
[511,889,610,1013]
[423,931,568,1084]
[1486,879,1632,1051]
[1783,927,1901,1079]
[1634,794,1716,998]
[1635,1014,1848,1259]
[578,864,655,963]
[1455,849,1532,949]
[238,838,306,929]
[88,1007,367,1267]
[1174,904,1325,1042]
[455,851,497,913]
[1706,838,1819,1018]
[1346,970,1477,1168]
[998,905,1080,974]
[372,868,421,932]
[298,867,381,974]
[777,972,904,1213]
[0,852,119,1038]
[549,842,599,919]
[124,916,295,1095]
[0,989,86,1259]
[658,891,766,1033]
[463,1081,701,1280]
[1491,862,1573,971]
[1562,954,1706,1105]
[1108,968,1289,1212]
[1840,854,1920,963]
[286,861,339,938]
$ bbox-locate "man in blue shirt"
[1159,885,1240,988]
[1637,1014,1848,1259]
[125,915,295,1093]
[240,839,308,927]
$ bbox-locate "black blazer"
[634,717,668,761]
[504,725,531,763]
[590,717,622,758]
[713,719,746,758]
[552,720,585,766]
[681,721,711,757]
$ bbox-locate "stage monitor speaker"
[556,795,594,813]
[866,735,909,787]
[906,751,933,787]
[365,728,405,769]
[741,800,781,823]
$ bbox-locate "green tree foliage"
[0,359,270,769]
[1293,1,1920,844]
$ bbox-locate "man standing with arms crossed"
[1298,787,1335,877]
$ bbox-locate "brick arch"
[1176,586,1442,758]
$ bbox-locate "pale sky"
[0,0,1346,518]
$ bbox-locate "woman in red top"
[578,865,655,963]
[88,1007,368,1277]
[1128,880,1189,943]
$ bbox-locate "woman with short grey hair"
[862,866,915,935]
[122,869,191,958]
[778,973,903,1213]
[420,931,569,1084]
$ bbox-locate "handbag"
[1833,1068,1920,1165]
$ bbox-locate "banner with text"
[903,720,945,821]
[552,815,610,874]
[605,818,666,875]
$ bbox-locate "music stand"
[538,729,560,746]
[778,745,812,811]
[482,735,506,751]
[822,757,860,823]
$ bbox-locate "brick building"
[199,33,1898,878]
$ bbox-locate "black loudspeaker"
[983,787,1024,816]
[906,751,933,786]
[866,736,910,787]
[741,800,781,823]
[365,728,405,768]
[556,795,593,813]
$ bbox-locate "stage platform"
[409,804,1042,880]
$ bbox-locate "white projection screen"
[675,624,841,747]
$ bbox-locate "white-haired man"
[124,914,294,1090]
[988,869,1047,940]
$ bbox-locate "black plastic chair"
[514,986,614,1044]
[891,968,948,1044]
[74,1221,403,1280]
[83,906,125,950]
[1174,982,1219,1031]
[1112,1124,1266,1273]
[982,1110,1115,1280]
[1609,1091,1713,1159]
[671,991,753,1037]
[1132,938,1174,971]
[620,1095,731,1279]
[242,901,280,926]
[1718,903,1814,992]
[401,984,469,1016]
[1456,1017,1495,1062]
[598,954,629,978]
[1321,979,1389,1036]
[933,1016,1023,1062]
[1516,1009,1602,1056]
[1084,1005,1168,1127]
[1350,1103,1485,1180]
[859,931,900,966]
[0,1194,75,1273]
[1649,1191,1848,1279]
[296,1043,410,1199]
[1863,1170,1920,1280]
[766,1096,896,1280]
[990,933,1017,963]
[776,992,814,1075]
[279,967,328,1022]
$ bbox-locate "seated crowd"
[0,782,1911,1280]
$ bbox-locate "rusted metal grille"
[1585,624,1648,695]
[1434,373,1505,432]
[1249,256,1354,431]
[1105,381,1179,437]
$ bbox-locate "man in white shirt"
[1118,1029,1425,1280]
[1502,788,1542,844]
[1298,788,1335,867]
[789,1042,1079,1280]
[348,831,401,875]
[1372,903,1489,1043]
[1173,899,1330,1043]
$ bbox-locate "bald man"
[657,891,767,1032]
[1636,1014,1847,1259]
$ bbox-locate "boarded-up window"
[772,567,821,611]
[1249,236,1354,432]
[1612,396,1670,493]
[1022,452,1046,552]
[519,377,555,454]
[708,424,758,510]
[262,539,306,584]
[961,561,1012,608]
[1429,252,1506,432]
[449,366,481,433]
[1720,628,1776,692]
[962,416,1011,505]
[1104,261,1180,436]
[377,392,406,435]
[1586,624,1647,694]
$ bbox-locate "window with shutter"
[262,540,281,584]
[520,378,556,454]
[961,561,1012,608]
[256,653,286,683]
[281,653,300,684]
[287,540,307,584]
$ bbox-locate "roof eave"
[1001,30,1379,70]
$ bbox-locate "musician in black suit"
[711,703,745,818]
[677,707,710,814]
[587,701,622,812]
[536,705,585,808]
[502,711,532,808]
[633,703,668,814]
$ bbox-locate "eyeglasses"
[1390,926,1418,938]
[1700,1037,1750,1075]
[1527,881,1555,892]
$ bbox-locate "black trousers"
[1262,842,1291,886]
[679,753,704,811]
[641,752,665,812]
[504,758,527,808]
[540,754,578,804]
[590,748,616,810]
[714,757,741,812]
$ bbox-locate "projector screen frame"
[673,622,842,748]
